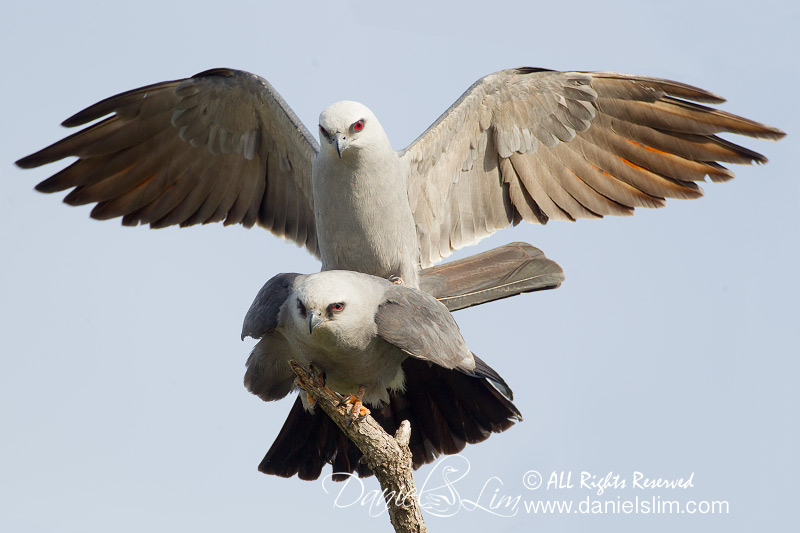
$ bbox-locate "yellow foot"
[388,275,404,285]
[306,390,317,410]
[337,385,370,425]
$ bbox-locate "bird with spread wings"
[16,67,784,290]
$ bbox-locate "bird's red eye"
[353,120,364,132]
[332,303,344,312]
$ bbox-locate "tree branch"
[289,360,427,533]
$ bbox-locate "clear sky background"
[1,1,797,532]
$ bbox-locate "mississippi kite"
[241,270,522,480]
[16,67,784,288]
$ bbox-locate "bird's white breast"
[312,148,421,287]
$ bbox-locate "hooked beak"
[307,309,325,334]
[333,133,348,158]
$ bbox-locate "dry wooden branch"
[289,360,427,533]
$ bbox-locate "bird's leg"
[388,275,404,285]
[337,385,370,425]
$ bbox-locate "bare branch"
[289,360,427,533]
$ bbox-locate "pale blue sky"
[2,1,797,532]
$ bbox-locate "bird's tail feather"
[257,358,521,481]
[419,242,564,312]
[257,395,369,481]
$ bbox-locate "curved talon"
[388,275,404,285]
[337,385,370,425]
[306,362,327,388]
[292,375,318,410]
[307,392,318,410]
[300,361,340,408]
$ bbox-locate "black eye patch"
[326,302,345,317]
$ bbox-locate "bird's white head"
[290,271,386,347]
[318,101,389,158]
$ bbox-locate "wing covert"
[374,286,474,372]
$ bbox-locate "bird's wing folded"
[241,272,304,402]
[402,68,785,267]
[374,285,474,372]
[17,68,320,256]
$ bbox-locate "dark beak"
[333,133,348,158]
[307,309,325,334]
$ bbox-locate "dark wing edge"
[241,272,302,340]
[402,67,786,267]
[242,273,303,402]
[16,68,321,257]
[470,353,515,402]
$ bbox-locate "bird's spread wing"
[17,69,321,256]
[374,286,473,371]
[402,68,786,267]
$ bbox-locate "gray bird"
[241,269,522,480]
[16,67,784,290]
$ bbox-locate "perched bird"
[16,67,784,289]
[241,270,523,480]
